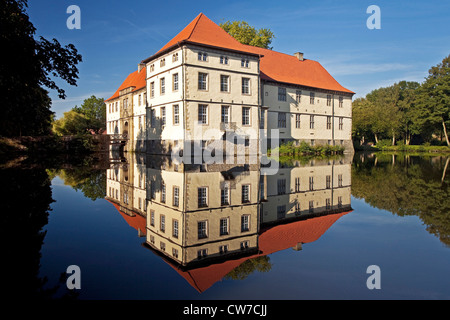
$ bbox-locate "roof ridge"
[186,12,204,41]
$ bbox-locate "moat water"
[2,152,449,300]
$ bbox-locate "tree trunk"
[392,133,396,146]
[442,157,449,183]
[374,133,379,144]
[442,119,449,146]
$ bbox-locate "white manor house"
[105,13,354,156]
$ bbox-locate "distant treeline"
[352,54,450,147]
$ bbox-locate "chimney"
[294,52,304,61]
[138,63,145,72]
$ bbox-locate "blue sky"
[26,0,450,118]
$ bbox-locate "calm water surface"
[2,152,449,300]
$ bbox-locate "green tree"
[72,95,106,133]
[52,110,90,136]
[219,20,275,49]
[0,0,82,137]
[416,54,450,146]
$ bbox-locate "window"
[150,109,156,127]
[161,107,166,127]
[241,185,250,203]
[138,94,142,106]
[260,110,265,129]
[338,196,343,208]
[220,218,229,235]
[295,114,301,128]
[172,53,178,62]
[327,94,332,106]
[198,187,208,208]
[310,92,315,104]
[150,64,154,72]
[241,58,249,68]
[309,200,314,213]
[278,112,286,128]
[309,176,314,191]
[220,75,229,92]
[241,78,250,94]
[277,205,286,220]
[198,221,208,239]
[221,105,230,123]
[220,56,228,64]
[277,179,286,195]
[123,98,128,109]
[160,58,165,67]
[327,116,332,130]
[198,52,208,61]
[160,77,165,95]
[173,186,179,207]
[172,248,178,258]
[160,214,165,232]
[173,105,179,125]
[197,248,207,258]
[241,215,250,232]
[278,87,286,101]
[173,73,179,91]
[115,102,118,111]
[160,241,165,251]
[295,177,300,192]
[326,198,331,210]
[150,82,155,98]
[338,174,343,187]
[326,175,331,189]
[219,245,228,254]
[150,210,155,227]
[339,96,343,108]
[310,115,314,129]
[339,117,343,130]
[198,72,208,90]
[240,241,249,250]
[198,104,208,124]
[295,203,301,216]
[160,181,166,203]
[242,107,250,125]
[296,90,302,103]
[138,115,142,129]
[221,185,230,205]
[173,219,179,238]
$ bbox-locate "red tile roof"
[157,210,351,293]
[106,199,147,235]
[105,67,146,102]
[142,13,353,94]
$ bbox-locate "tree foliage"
[352,154,450,246]
[220,20,275,49]
[72,95,106,132]
[353,54,450,146]
[0,0,82,137]
[52,96,105,136]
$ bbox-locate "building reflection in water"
[105,152,352,293]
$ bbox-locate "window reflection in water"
[105,152,352,292]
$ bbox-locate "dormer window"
[220,56,228,64]
[198,52,208,61]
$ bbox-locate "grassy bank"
[355,143,450,154]
[269,141,345,157]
